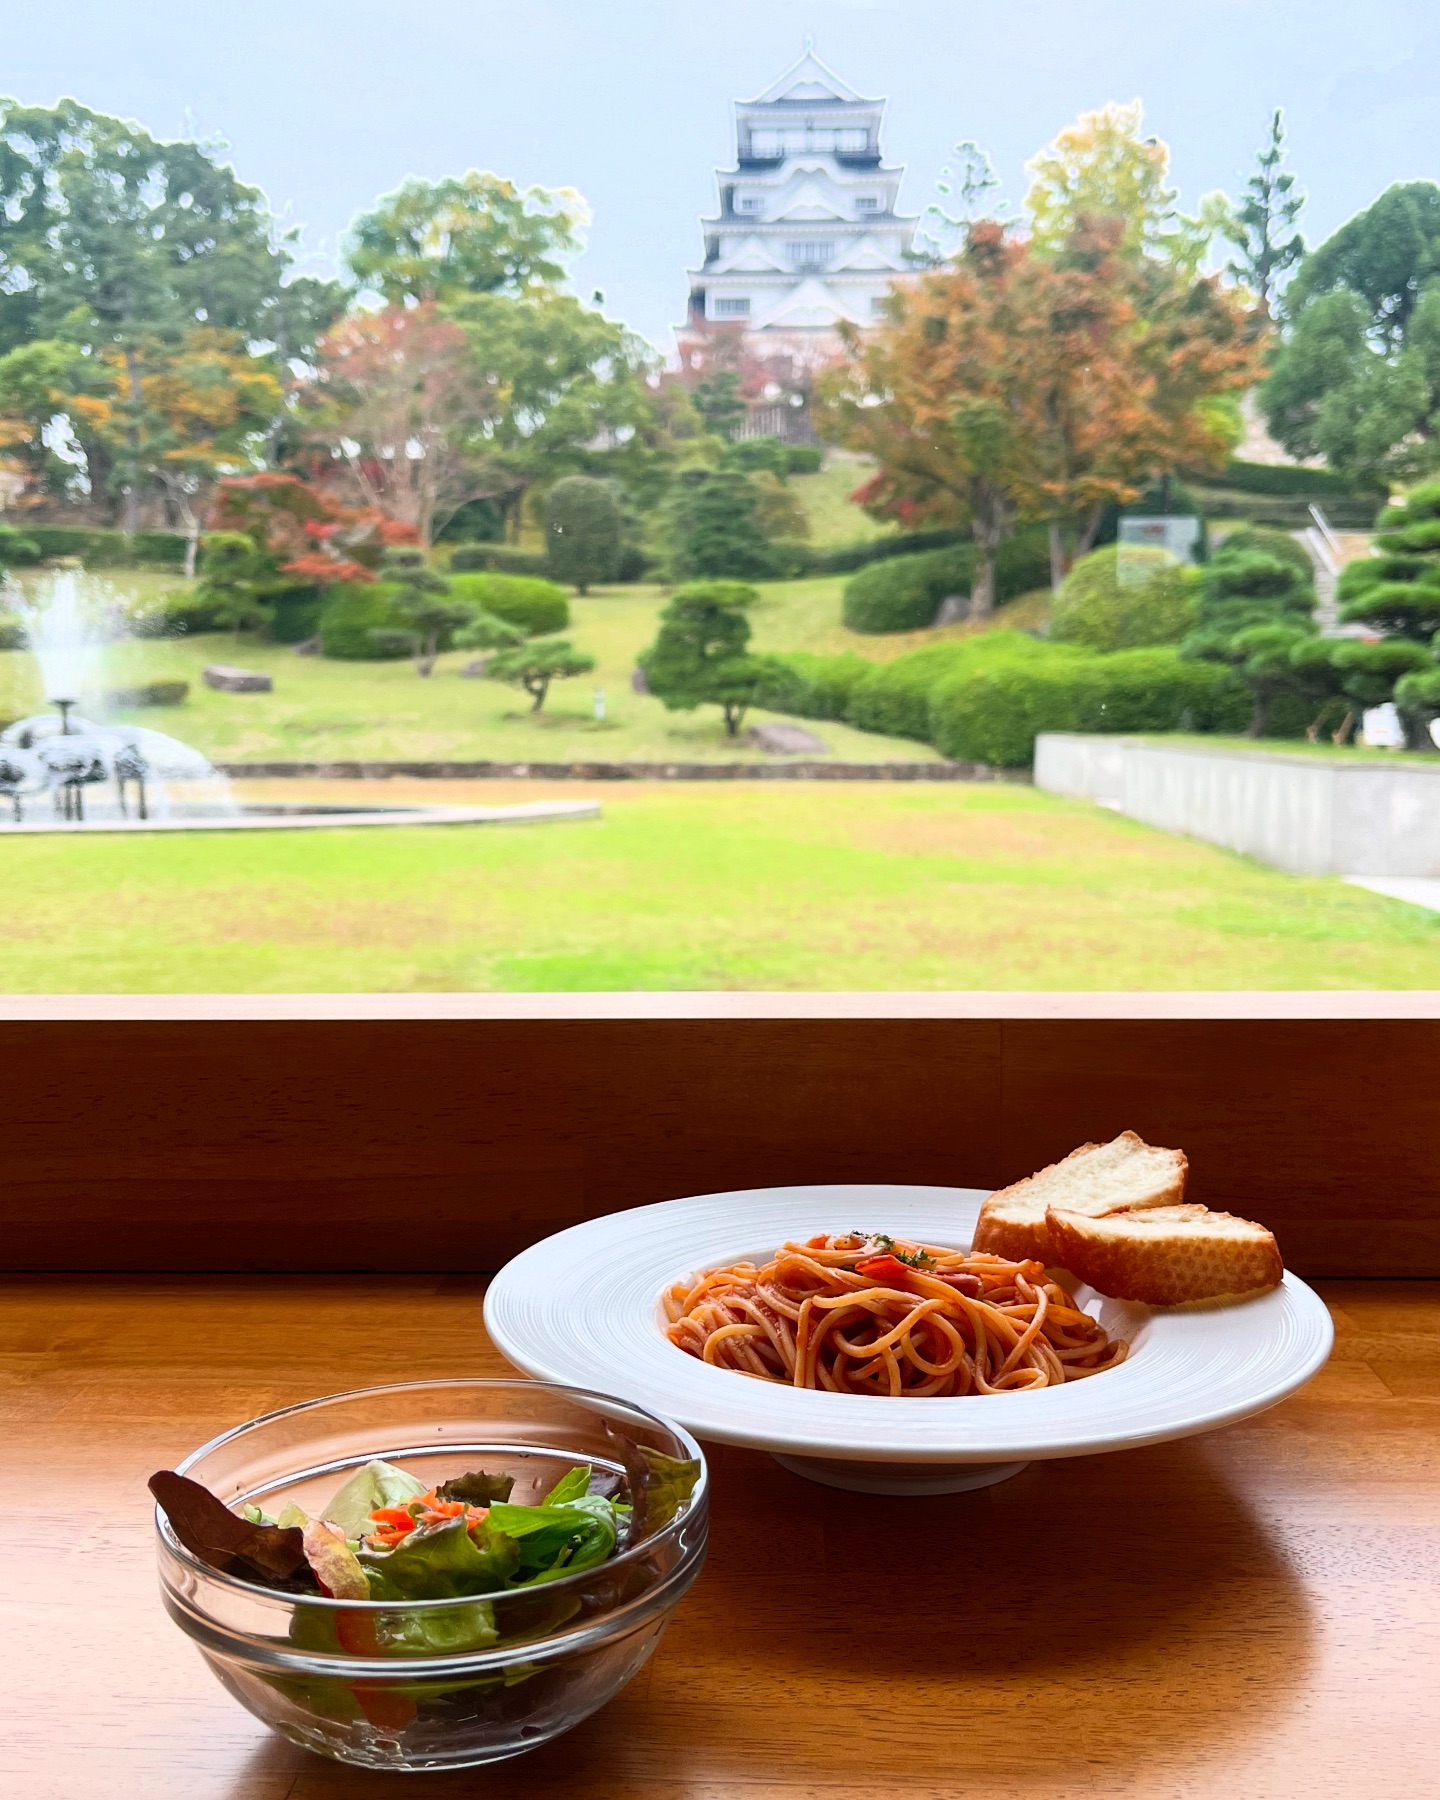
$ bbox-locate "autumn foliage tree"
[201,472,418,629]
[303,304,491,545]
[824,220,1262,610]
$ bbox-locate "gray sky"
[4,1,1438,349]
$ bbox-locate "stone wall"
[1035,734,1440,876]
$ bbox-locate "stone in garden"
[934,594,970,626]
[747,721,830,755]
[460,657,491,678]
[630,665,649,694]
[203,665,273,694]
[105,681,188,709]
[293,636,322,656]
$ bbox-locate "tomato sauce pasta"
[663,1233,1128,1396]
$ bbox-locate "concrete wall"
[1035,734,1440,877]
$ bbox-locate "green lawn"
[2,780,1435,993]
[788,457,892,546]
[1,574,938,765]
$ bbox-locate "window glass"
[3,15,1435,1000]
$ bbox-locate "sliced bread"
[971,1131,1188,1264]
[1045,1203,1283,1306]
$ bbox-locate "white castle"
[682,44,919,338]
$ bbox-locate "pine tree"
[1225,110,1305,316]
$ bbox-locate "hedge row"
[932,649,1250,767]
[1185,490,1379,530]
[760,637,1249,766]
[842,530,1052,633]
[3,524,192,566]
[1211,459,1383,502]
[449,543,551,577]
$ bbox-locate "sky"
[4,0,1439,351]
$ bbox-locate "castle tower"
[682,44,918,339]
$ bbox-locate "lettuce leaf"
[303,1519,371,1599]
[542,1465,592,1506]
[635,1448,702,1532]
[358,1517,521,1600]
[149,1470,310,1587]
[322,1459,427,1539]
[485,1494,619,1586]
[435,1469,515,1506]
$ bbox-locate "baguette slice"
[1046,1203,1283,1306]
[971,1132,1188,1264]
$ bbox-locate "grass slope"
[0,576,936,765]
[1,779,1434,993]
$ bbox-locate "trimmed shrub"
[1209,526,1314,579]
[0,525,42,566]
[841,530,1051,634]
[785,445,824,475]
[448,543,549,577]
[1052,546,1198,653]
[756,652,874,721]
[319,583,410,660]
[446,572,569,636]
[932,649,1249,768]
[849,634,1071,742]
[269,590,324,644]
[545,475,622,593]
[844,547,970,633]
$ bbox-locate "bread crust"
[1046,1204,1283,1306]
[971,1132,1187,1264]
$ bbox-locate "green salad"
[150,1451,697,1730]
[150,1457,636,1608]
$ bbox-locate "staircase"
[1300,504,1343,633]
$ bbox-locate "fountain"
[0,567,599,836]
[2,569,236,824]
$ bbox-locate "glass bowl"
[155,1379,708,1771]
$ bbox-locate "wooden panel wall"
[3,1006,1437,1276]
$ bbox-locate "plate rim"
[484,1183,1335,1465]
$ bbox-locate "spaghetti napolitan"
[663,1233,1127,1396]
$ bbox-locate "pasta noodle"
[663,1232,1128,1397]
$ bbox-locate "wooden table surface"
[7,1276,1439,1800]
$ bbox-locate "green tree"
[0,99,319,524]
[447,291,656,537]
[1025,100,1226,273]
[486,637,596,711]
[1336,482,1440,640]
[1181,543,1319,733]
[346,173,586,304]
[196,530,272,638]
[545,475,622,593]
[371,547,472,676]
[662,468,780,581]
[1264,183,1440,483]
[1223,621,1318,736]
[638,580,771,736]
[1223,110,1306,316]
[690,371,746,441]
